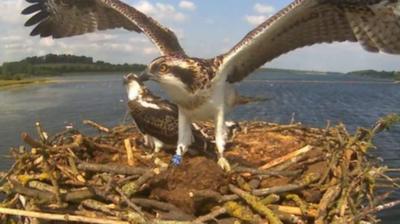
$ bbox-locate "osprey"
[124,73,253,157]
[124,73,212,154]
[23,0,400,170]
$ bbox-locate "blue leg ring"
[171,154,182,166]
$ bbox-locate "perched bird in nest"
[23,0,400,170]
[124,73,212,156]
[124,73,246,159]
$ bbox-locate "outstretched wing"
[22,0,185,55]
[214,0,400,83]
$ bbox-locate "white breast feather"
[138,99,161,110]
[127,82,141,100]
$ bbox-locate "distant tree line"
[347,70,400,81]
[0,54,146,80]
[22,54,94,64]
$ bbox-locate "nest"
[0,115,399,224]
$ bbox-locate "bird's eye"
[159,64,169,73]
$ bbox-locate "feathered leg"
[215,105,231,171]
[172,108,192,165]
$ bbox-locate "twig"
[83,120,110,133]
[229,184,283,224]
[81,199,116,216]
[223,201,260,223]
[264,123,302,132]
[53,134,83,150]
[193,206,226,223]
[268,205,317,217]
[130,198,193,221]
[0,161,19,186]
[0,207,129,224]
[234,167,302,177]
[121,170,156,197]
[42,159,63,206]
[10,179,54,203]
[83,137,121,152]
[115,187,144,216]
[35,122,48,144]
[315,185,341,224]
[124,138,135,166]
[252,173,320,196]
[28,180,67,194]
[353,200,400,222]
[260,145,312,170]
[77,161,148,175]
[21,132,49,149]
[260,194,280,205]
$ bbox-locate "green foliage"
[347,70,398,80]
[22,54,93,64]
[1,54,146,80]
[394,71,400,81]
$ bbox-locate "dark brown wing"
[22,0,185,55]
[214,0,400,83]
[128,99,213,150]
[128,100,178,145]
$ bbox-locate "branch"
[260,145,312,170]
[0,207,129,224]
[77,161,148,175]
[229,184,283,224]
[83,120,110,133]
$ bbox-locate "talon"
[171,154,182,166]
[218,157,231,172]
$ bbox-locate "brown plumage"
[127,98,179,147]
[218,0,400,82]
[22,0,185,55]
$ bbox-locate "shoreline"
[0,78,54,89]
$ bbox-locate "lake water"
[0,71,399,222]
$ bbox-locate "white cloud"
[0,0,25,24]
[134,1,187,22]
[39,37,55,47]
[254,3,275,14]
[245,3,275,26]
[86,33,117,42]
[0,35,23,42]
[179,1,196,11]
[245,15,267,26]
[156,3,186,22]
[128,36,150,44]
[134,1,155,14]
[143,46,158,55]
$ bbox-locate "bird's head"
[123,73,147,100]
[139,55,213,92]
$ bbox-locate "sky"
[0,0,399,72]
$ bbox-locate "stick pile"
[0,114,399,224]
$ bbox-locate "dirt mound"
[150,157,228,214]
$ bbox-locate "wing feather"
[216,0,400,83]
[22,0,185,55]
[128,101,179,146]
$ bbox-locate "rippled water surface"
[0,71,399,222]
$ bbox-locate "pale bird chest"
[179,83,237,121]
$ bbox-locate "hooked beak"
[139,69,152,82]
